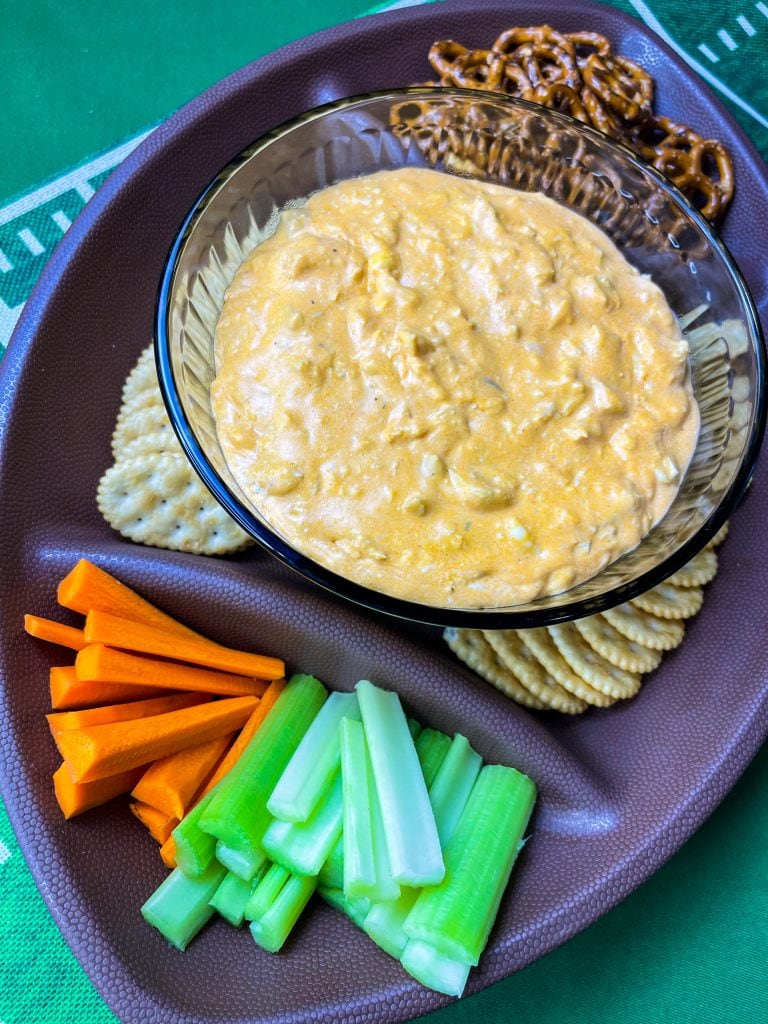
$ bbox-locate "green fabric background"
[1,1,766,1022]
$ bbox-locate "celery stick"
[141,859,226,950]
[249,873,317,952]
[209,866,266,927]
[215,841,266,882]
[318,835,344,890]
[400,939,471,998]
[429,734,482,846]
[407,718,422,740]
[415,729,452,789]
[172,791,218,877]
[262,770,343,876]
[318,886,371,928]
[404,764,536,965]
[363,888,418,958]
[200,674,327,853]
[356,680,443,887]
[244,863,290,922]
[340,717,399,902]
[267,691,360,823]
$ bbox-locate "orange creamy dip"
[212,168,699,608]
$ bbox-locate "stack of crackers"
[445,531,724,713]
[97,345,251,556]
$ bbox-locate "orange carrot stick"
[47,693,207,736]
[131,733,234,820]
[83,609,284,680]
[75,644,268,698]
[159,835,177,869]
[57,559,201,639]
[130,801,179,844]
[24,615,87,651]
[53,763,146,819]
[49,666,171,710]
[54,694,258,783]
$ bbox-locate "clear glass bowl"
[155,88,766,628]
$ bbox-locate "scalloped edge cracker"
[444,628,548,710]
[548,622,641,700]
[573,616,663,674]
[482,630,587,714]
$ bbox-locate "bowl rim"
[155,86,767,629]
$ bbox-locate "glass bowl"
[155,88,766,629]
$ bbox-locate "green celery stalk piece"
[429,734,482,846]
[340,717,399,902]
[415,729,452,789]
[243,863,290,922]
[215,840,266,882]
[407,718,422,740]
[249,873,317,953]
[262,769,343,876]
[267,691,360,823]
[172,791,218,878]
[200,674,327,852]
[362,732,480,958]
[318,886,371,929]
[363,887,419,958]
[209,866,266,927]
[141,859,226,950]
[400,939,471,998]
[404,764,536,965]
[356,680,444,887]
[318,835,344,890]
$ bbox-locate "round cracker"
[603,603,684,651]
[111,401,173,460]
[517,628,616,707]
[482,630,587,714]
[97,451,251,555]
[117,429,181,463]
[548,622,642,699]
[121,344,159,406]
[632,583,703,620]
[706,520,729,548]
[573,615,663,674]
[667,548,718,588]
[443,628,548,710]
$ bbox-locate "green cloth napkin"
[1,2,766,1022]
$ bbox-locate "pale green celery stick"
[267,691,360,823]
[318,835,344,890]
[244,863,290,922]
[249,873,317,952]
[318,887,371,928]
[363,888,418,958]
[356,680,443,886]
[209,866,266,927]
[400,939,470,998]
[200,674,327,852]
[404,764,536,965]
[415,729,452,789]
[429,734,482,846]
[362,731,480,958]
[172,791,217,878]
[262,770,343,876]
[407,718,422,740]
[340,717,399,902]
[141,859,226,950]
[215,840,266,882]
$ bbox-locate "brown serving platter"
[0,2,767,1022]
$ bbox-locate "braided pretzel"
[565,31,612,62]
[582,53,653,121]
[514,41,581,89]
[493,25,575,57]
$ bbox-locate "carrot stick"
[131,733,234,820]
[49,666,171,710]
[24,615,87,651]
[53,763,146,819]
[159,835,177,869]
[54,694,258,783]
[130,801,179,844]
[83,609,284,680]
[47,693,207,736]
[57,559,201,639]
[75,644,268,698]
